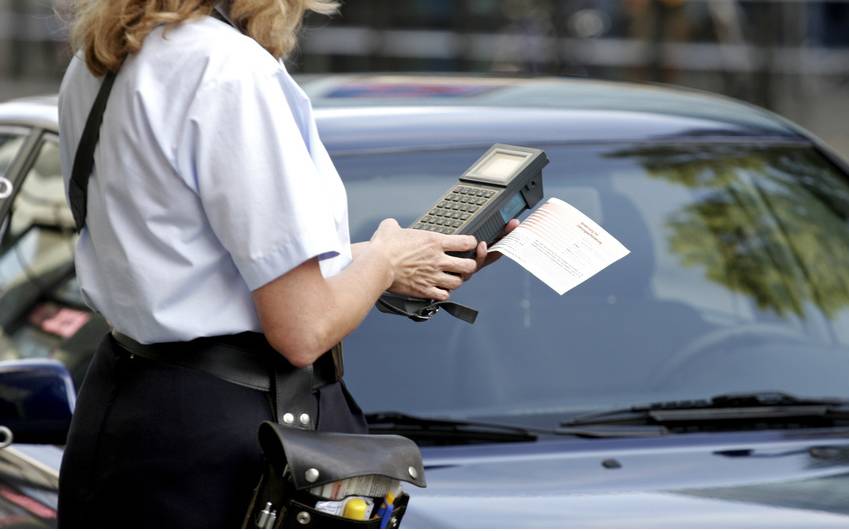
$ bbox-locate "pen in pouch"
[377,487,400,528]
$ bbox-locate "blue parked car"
[1,75,849,527]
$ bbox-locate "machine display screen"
[470,151,529,184]
[499,192,526,221]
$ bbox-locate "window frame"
[0,130,60,230]
[0,125,37,204]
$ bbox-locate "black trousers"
[58,334,367,528]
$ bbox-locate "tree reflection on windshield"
[607,144,849,318]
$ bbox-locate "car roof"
[301,75,803,153]
[0,76,804,153]
[313,105,802,154]
[0,95,58,131]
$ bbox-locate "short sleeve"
[175,69,342,291]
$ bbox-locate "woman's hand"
[254,219,487,367]
[370,218,477,301]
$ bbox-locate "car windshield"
[335,142,849,426]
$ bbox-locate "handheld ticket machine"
[377,144,549,323]
[411,144,548,252]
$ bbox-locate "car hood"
[401,429,849,528]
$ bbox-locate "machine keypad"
[413,186,498,233]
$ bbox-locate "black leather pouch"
[243,422,426,529]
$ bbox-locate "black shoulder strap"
[69,6,233,232]
[211,4,238,28]
[68,70,119,232]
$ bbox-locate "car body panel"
[1,75,804,151]
[299,74,808,153]
[299,75,799,140]
[1,76,849,528]
[313,106,802,154]
[0,99,57,131]
[8,432,849,528]
[404,430,849,527]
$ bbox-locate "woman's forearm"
[253,241,394,367]
[350,241,370,260]
[254,224,477,367]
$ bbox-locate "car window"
[335,143,849,424]
[0,130,28,183]
[0,136,99,386]
[9,137,75,237]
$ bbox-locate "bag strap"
[271,356,317,430]
[67,1,231,232]
[65,10,321,433]
[68,69,118,232]
[376,293,478,324]
[211,3,236,26]
[208,2,321,432]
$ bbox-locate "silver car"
[2,75,849,527]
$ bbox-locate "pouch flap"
[258,421,426,491]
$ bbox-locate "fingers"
[442,255,477,276]
[435,272,464,291]
[380,218,400,229]
[440,234,478,252]
[371,218,401,244]
[475,241,488,269]
[422,286,450,301]
[502,218,520,236]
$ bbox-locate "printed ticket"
[490,198,630,295]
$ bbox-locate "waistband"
[110,330,343,393]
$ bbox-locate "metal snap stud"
[0,426,12,449]
[390,516,399,528]
[299,413,311,426]
[296,511,311,525]
[408,466,418,479]
[305,467,320,483]
[282,413,295,425]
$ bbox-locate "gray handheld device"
[376,144,548,324]
[410,144,548,253]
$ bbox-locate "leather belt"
[110,331,343,393]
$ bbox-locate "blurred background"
[1,0,847,154]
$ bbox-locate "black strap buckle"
[376,293,478,324]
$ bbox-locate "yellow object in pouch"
[342,497,369,520]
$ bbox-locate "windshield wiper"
[560,392,849,433]
[366,411,539,445]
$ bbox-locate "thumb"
[380,218,400,230]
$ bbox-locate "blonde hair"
[69,0,338,76]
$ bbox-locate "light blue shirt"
[58,16,351,343]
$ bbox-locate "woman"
[58,0,511,527]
